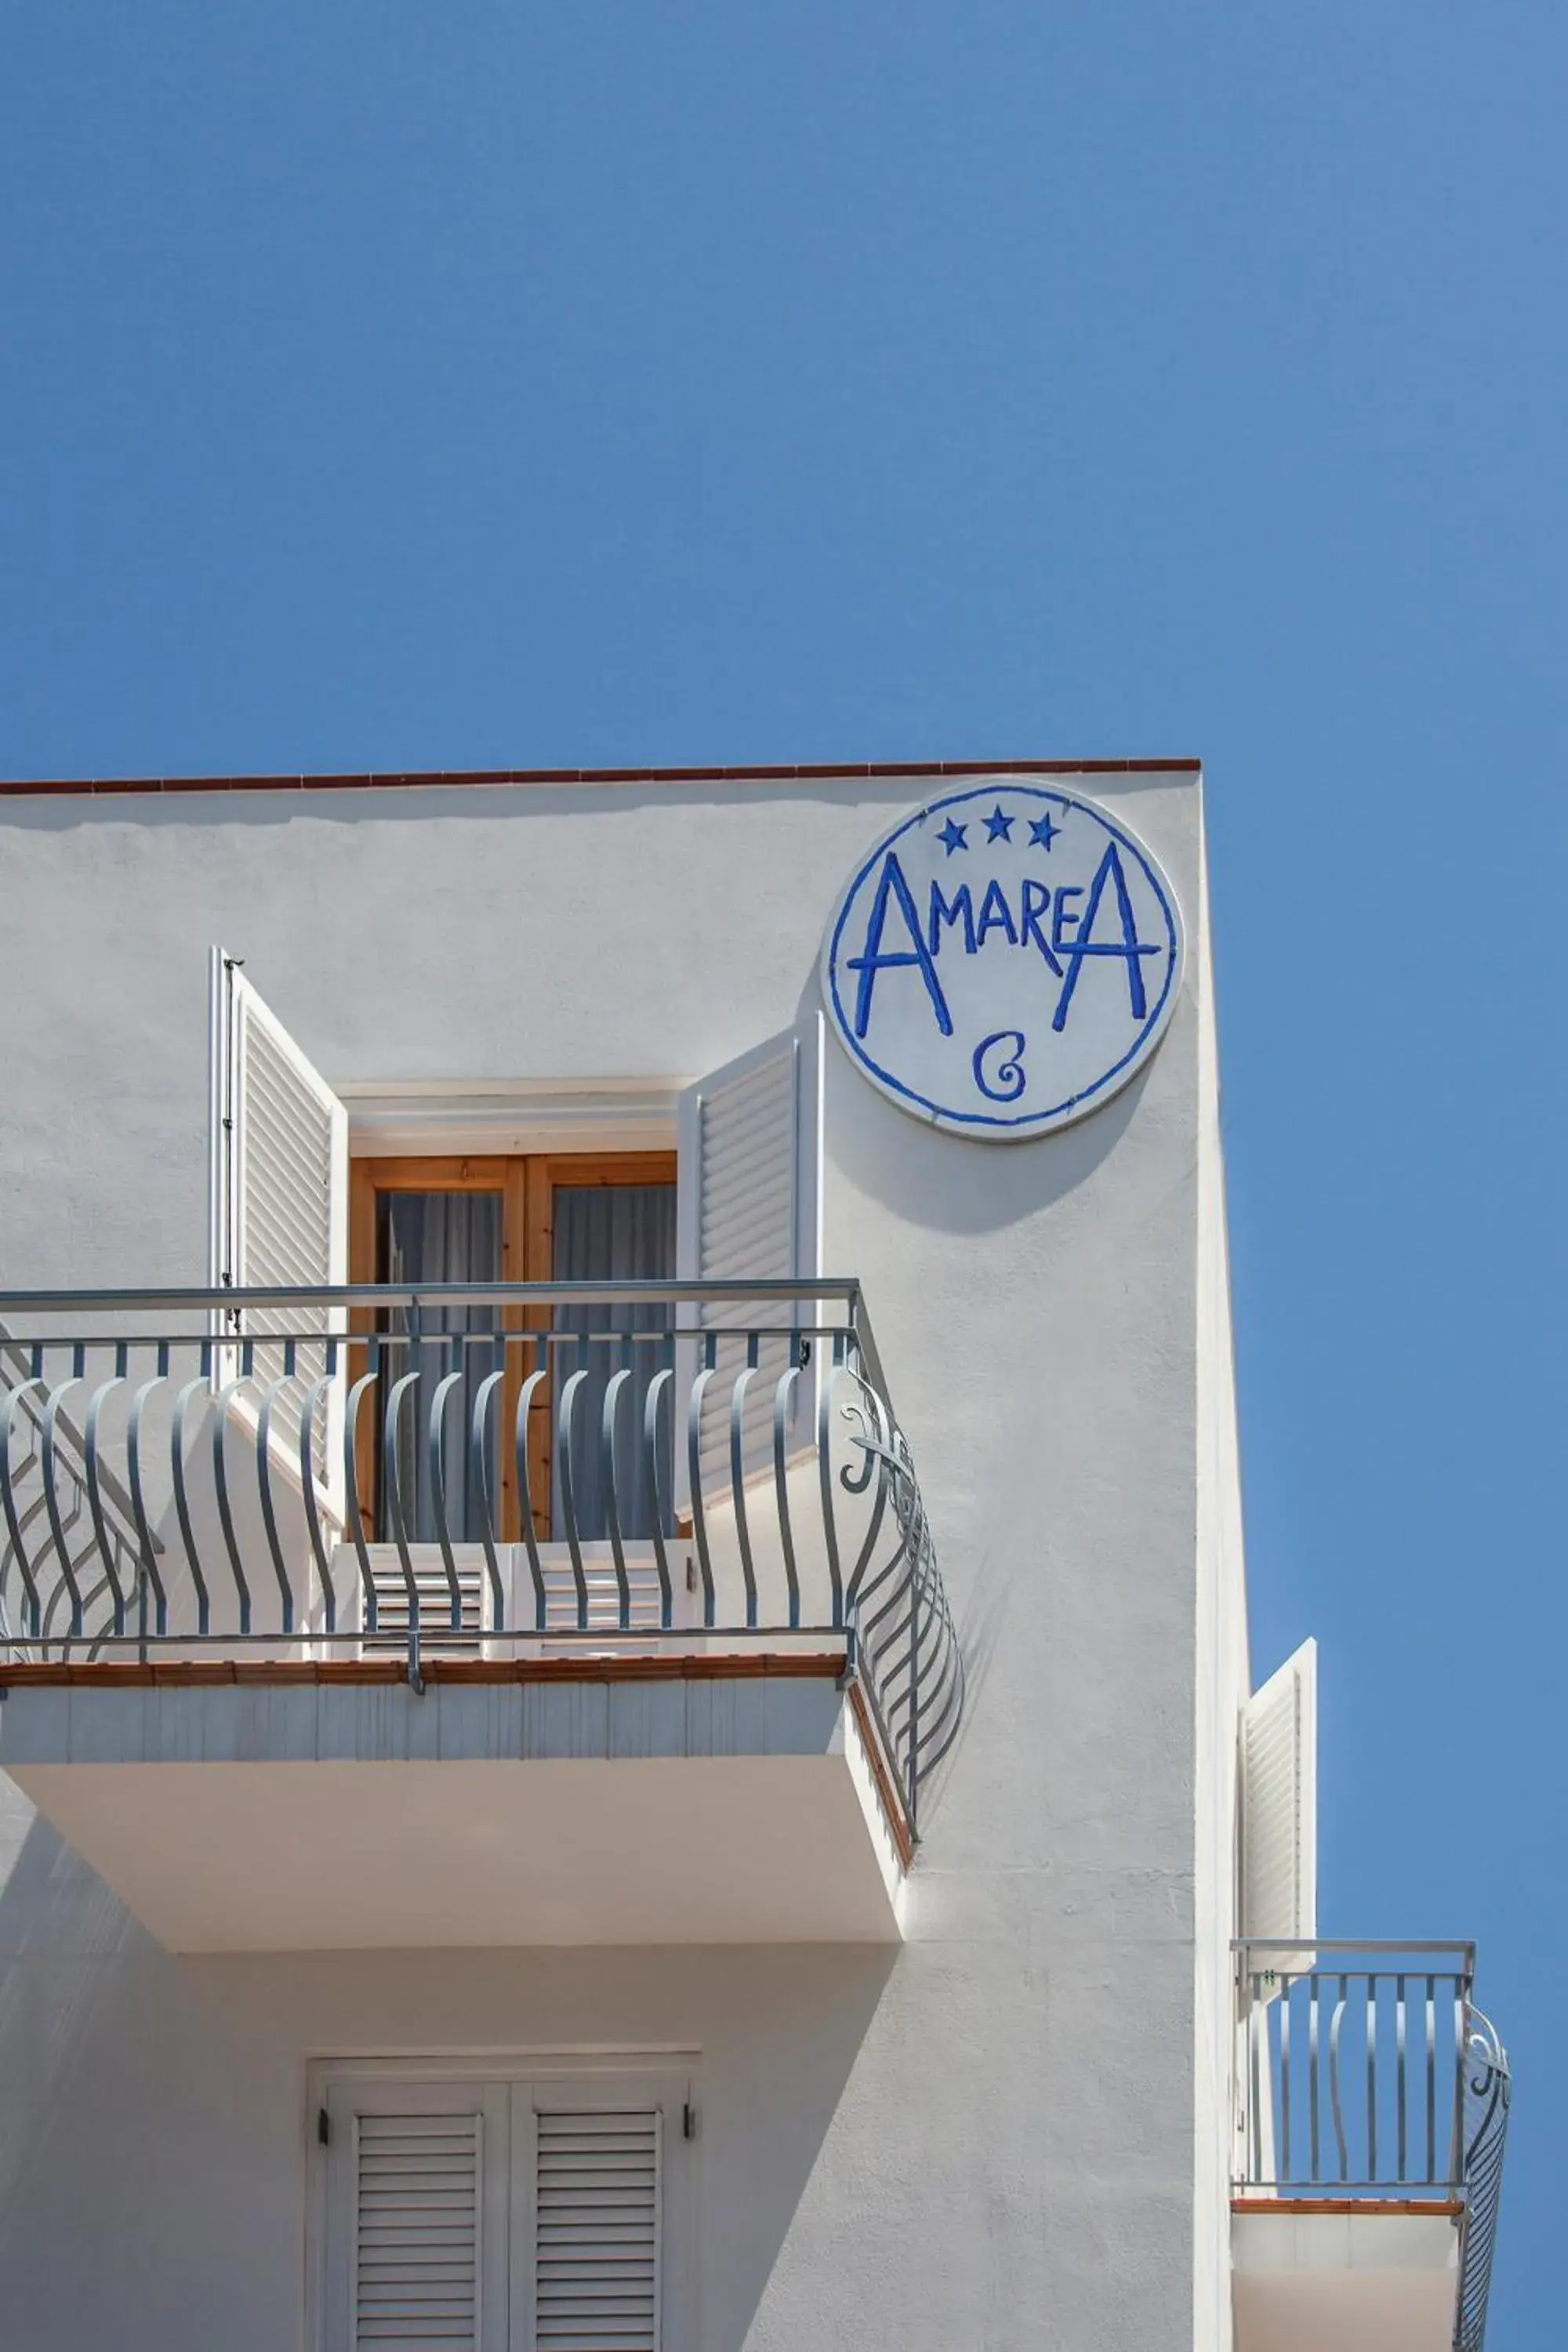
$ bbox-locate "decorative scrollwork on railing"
[832,1371,964,1829]
[1455,2005,1511,2352]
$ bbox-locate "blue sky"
[2,4,1561,2334]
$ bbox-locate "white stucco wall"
[1192,816,1253,2352]
[0,767,1238,2350]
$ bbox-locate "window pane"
[374,1191,503,1544]
[551,1185,676,1543]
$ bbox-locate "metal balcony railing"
[1235,1940,1510,2352]
[0,1280,962,1835]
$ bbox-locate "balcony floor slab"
[0,1664,906,1951]
[1232,2205,1461,2352]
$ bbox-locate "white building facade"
[0,760,1507,2350]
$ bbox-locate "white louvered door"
[356,2112,482,2348]
[319,2071,688,2352]
[527,2103,662,2352]
[324,2081,510,2352]
[209,948,348,1514]
[676,1017,824,1505]
[1240,1636,1318,1968]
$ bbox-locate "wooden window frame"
[349,1150,677,1539]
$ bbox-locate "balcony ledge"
[0,1647,850,1689]
[0,1649,911,1951]
[1232,2197,1464,2219]
[1232,2204,1461,2352]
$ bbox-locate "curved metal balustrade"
[1454,2004,1511,2352]
[1235,1940,1511,2351]
[0,1281,963,1837]
[0,1329,158,1650]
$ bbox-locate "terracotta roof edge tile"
[0,757,1203,801]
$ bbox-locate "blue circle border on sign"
[821,784,1185,1134]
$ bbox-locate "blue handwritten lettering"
[1051,841,1163,1033]
[975,879,1018,949]
[1051,886,1084,949]
[846,850,954,1039]
[1018,878,1063,977]
[928,880,977,956]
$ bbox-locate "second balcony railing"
[1235,1940,1511,2352]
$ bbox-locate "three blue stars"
[936,802,1060,854]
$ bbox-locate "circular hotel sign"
[821,783,1184,1138]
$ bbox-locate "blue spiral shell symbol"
[972,1029,1026,1103]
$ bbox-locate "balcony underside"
[0,1654,908,1950]
[1232,2204,1462,2352]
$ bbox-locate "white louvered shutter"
[354,2111,483,2350]
[532,2107,662,2352]
[361,1553,487,1650]
[322,2073,684,2352]
[1240,1638,1318,1969]
[676,1018,823,1501]
[209,948,347,1511]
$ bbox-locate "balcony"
[1232,1940,1511,2352]
[0,1280,961,1951]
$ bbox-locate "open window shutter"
[677,1013,823,1300]
[532,2106,662,2352]
[352,2110,484,2349]
[209,947,347,1512]
[1241,1637,1318,1965]
[676,1016,823,1500]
